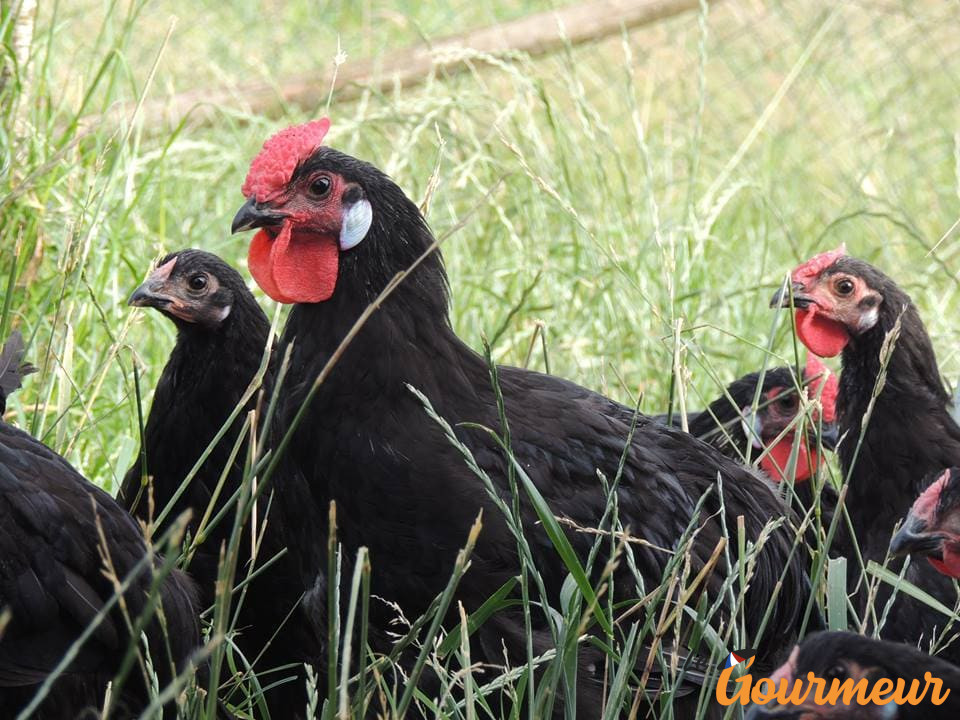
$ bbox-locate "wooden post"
[87,0,706,130]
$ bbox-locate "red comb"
[804,355,838,423]
[241,118,331,203]
[912,469,951,522]
[791,246,846,286]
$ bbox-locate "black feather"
[0,420,199,718]
[0,331,36,415]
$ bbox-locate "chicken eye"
[824,665,848,683]
[778,394,798,412]
[309,175,332,198]
[188,274,208,292]
[835,277,855,296]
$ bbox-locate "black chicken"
[773,249,960,658]
[123,249,270,599]
[745,631,960,719]
[231,119,811,717]
[0,336,200,718]
[665,359,843,557]
[124,249,323,717]
[660,357,838,484]
[890,467,960,579]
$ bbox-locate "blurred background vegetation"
[1,0,958,495]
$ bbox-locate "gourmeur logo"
[714,648,951,707]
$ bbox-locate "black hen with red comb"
[774,250,960,659]
[666,359,838,483]
[231,120,812,717]
[661,360,842,554]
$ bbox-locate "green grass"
[3,0,960,717]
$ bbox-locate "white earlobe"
[340,199,373,250]
[741,407,764,450]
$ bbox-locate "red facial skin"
[930,547,960,577]
[758,386,818,483]
[783,247,882,359]
[240,119,358,304]
[247,174,351,304]
[790,248,851,358]
[758,361,838,484]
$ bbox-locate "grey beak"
[818,422,840,451]
[128,282,171,309]
[890,514,945,558]
[231,196,285,234]
[770,281,814,309]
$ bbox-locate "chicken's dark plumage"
[775,250,960,658]
[122,249,271,599]
[123,249,322,717]
[0,410,199,718]
[232,123,812,717]
[746,631,960,719]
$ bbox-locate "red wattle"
[795,308,849,358]
[760,440,816,484]
[248,222,339,304]
[929,547,960,579]
[249,229,285,301]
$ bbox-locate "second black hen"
[124,249,322,718]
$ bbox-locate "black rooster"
[0,335,200,718]
[891,467,960,579]
[124,249,323,717]
[746,631,960,719]
[773,249,960,658]
[231,120,811,717]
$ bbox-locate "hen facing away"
[124,249,322,717]
[0,349,199,718]
[231,119,812,717]
[773,250,960,658]
[746,631,960,719]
